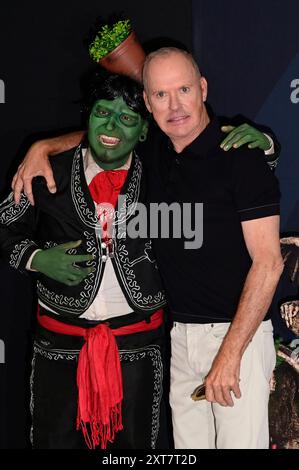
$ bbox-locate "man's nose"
[106,115,116,130]
[168,93,181,111]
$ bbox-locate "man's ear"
[143,90,152,113]
[200,77,208,102]
[139,120,149,142]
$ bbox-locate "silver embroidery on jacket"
[0,192,30,226]
[114,242,165,310]
[10,239,37,269]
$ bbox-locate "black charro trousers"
[30,322,169,450]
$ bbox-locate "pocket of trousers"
[210,322,253,385]
[209,323,230,342]
[261,328,276,385]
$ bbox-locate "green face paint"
[88,97,148,169]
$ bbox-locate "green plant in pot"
[88,19,145,83]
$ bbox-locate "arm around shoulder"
[12,130,85,205]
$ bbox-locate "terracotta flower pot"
[98,31,146,83]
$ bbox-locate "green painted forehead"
[92,97,140,115]
[91,97,142,128]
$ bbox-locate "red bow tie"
[89,169,128,207]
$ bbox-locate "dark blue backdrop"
[192,0,298,232]
[192,0,299,338]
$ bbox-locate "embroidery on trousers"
[31,342,163,449]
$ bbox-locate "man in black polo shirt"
[142,48,283,449]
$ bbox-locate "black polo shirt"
[142,116,280,323]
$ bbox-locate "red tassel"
[76,324,123,449]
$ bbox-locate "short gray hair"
[142,47,201,91]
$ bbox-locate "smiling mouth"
[97,135,121,147]
[167,115,190,125]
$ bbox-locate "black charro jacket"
[0,144,166,324]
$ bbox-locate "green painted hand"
[31,240,95,286]
[220,124,271,151]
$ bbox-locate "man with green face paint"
[0,72,166,449]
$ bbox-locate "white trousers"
[170,320,276,449]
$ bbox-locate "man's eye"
[156,91,165,99]
[120,114,138,125]
[181,86,190,93]
[95,109,109,117]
